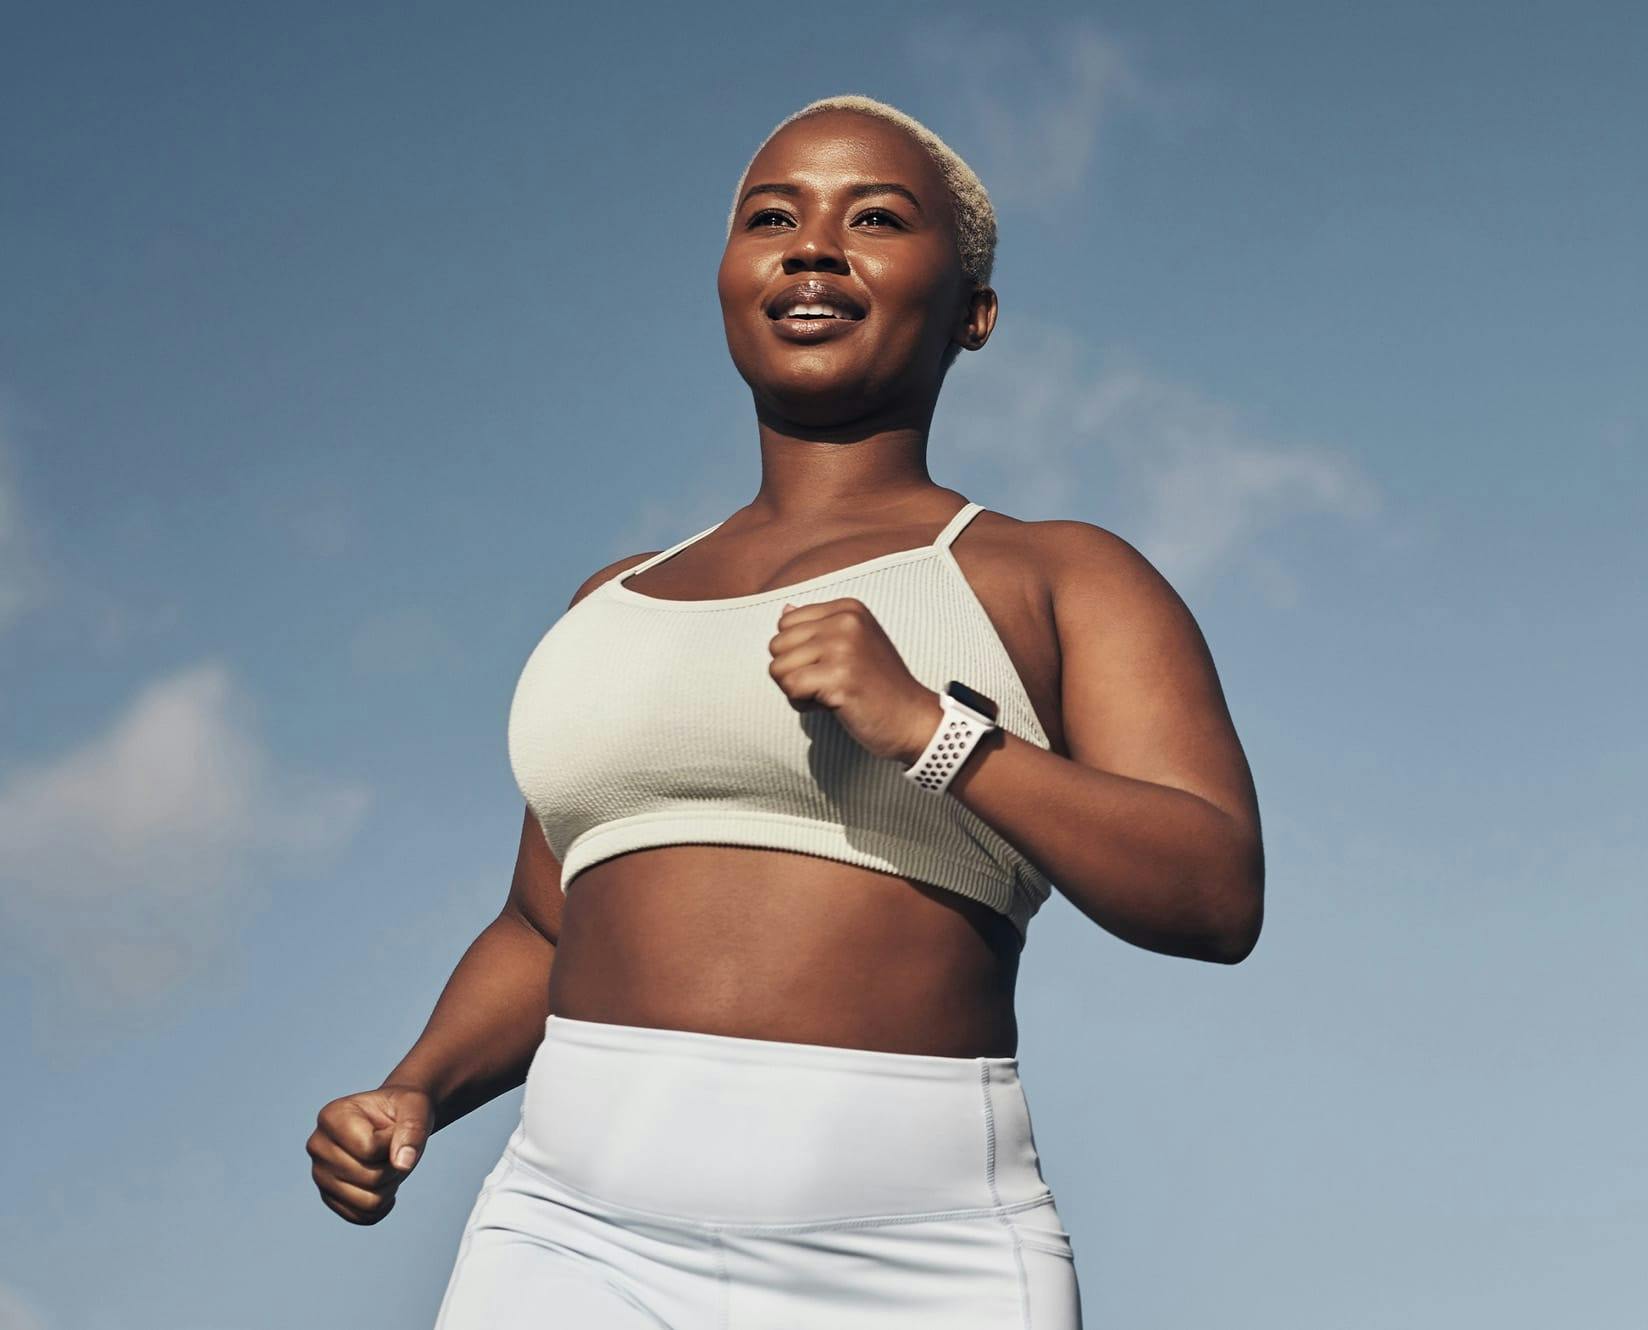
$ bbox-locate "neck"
[747,410,944,524]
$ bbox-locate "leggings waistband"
[508,1014,1052,1228]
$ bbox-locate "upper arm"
[499,547,664,945]
[1049,522,1261,848]
[503,804,566,945]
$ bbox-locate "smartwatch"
[901,681,1001,794]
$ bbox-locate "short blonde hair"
[725,94,997,290]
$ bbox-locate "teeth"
[782,303,843,318]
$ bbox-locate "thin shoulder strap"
[614,519,725,580]
[932,500,985,550]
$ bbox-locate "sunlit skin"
[307,109,1264,1225]
[717,114,993,430]
[545,113,1027,1059]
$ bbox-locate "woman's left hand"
[768,599,943,765]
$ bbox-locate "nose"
[780,216,848,274]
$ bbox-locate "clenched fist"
[768,597,943,765]
[307,1084,433,1225]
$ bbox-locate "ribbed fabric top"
[506,500,1055,938]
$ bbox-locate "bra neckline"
[607,501,984,611]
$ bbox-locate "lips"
[764,279,867,321]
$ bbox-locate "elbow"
[1193,832,1265,965]
[1204,904,1262,964]
[1195,894,1263,965]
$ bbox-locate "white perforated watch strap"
[901,692,998,794]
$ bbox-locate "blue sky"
[1,1,1643,1326]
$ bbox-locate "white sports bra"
[506,500,1055,937]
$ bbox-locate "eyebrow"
[738,181,926,216]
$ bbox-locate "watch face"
[946,680,999,722]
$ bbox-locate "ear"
[951,285,998,356]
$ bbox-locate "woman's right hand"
[307,1084,434,1225]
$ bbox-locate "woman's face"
[717,110,991,428]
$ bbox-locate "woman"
[307,93,1264,1329]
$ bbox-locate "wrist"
[381,1060,448,1121]
[899,681,1003,794]
[898,689,946,767]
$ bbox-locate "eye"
[854,208,902,228]
[747,209,793,229]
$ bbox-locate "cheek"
[860,258,956,330]
[873,293,954,355]
[716,253,769,329]
[714,256,739,308]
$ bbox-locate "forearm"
[931,709,1263,962]
[382,908,557,1130]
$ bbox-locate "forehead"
[743,111,951,214]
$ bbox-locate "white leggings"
[434,1014,1083,1329]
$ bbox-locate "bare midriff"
[546,843,1023,1059]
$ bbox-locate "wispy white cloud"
[936,319,1380,593]
[907,18,1155,211]
[0,662,370,1033]
[0,1279,45,1330]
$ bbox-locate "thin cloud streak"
[0,661,370,1031]
[909,18,1147,210]
[936,318,1380,590]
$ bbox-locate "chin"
[762,384,876,428]
[729,343,865,413]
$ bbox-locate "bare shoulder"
[1019,517,1195,632]
[566,549,662,610]
[979,513,1184,620]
